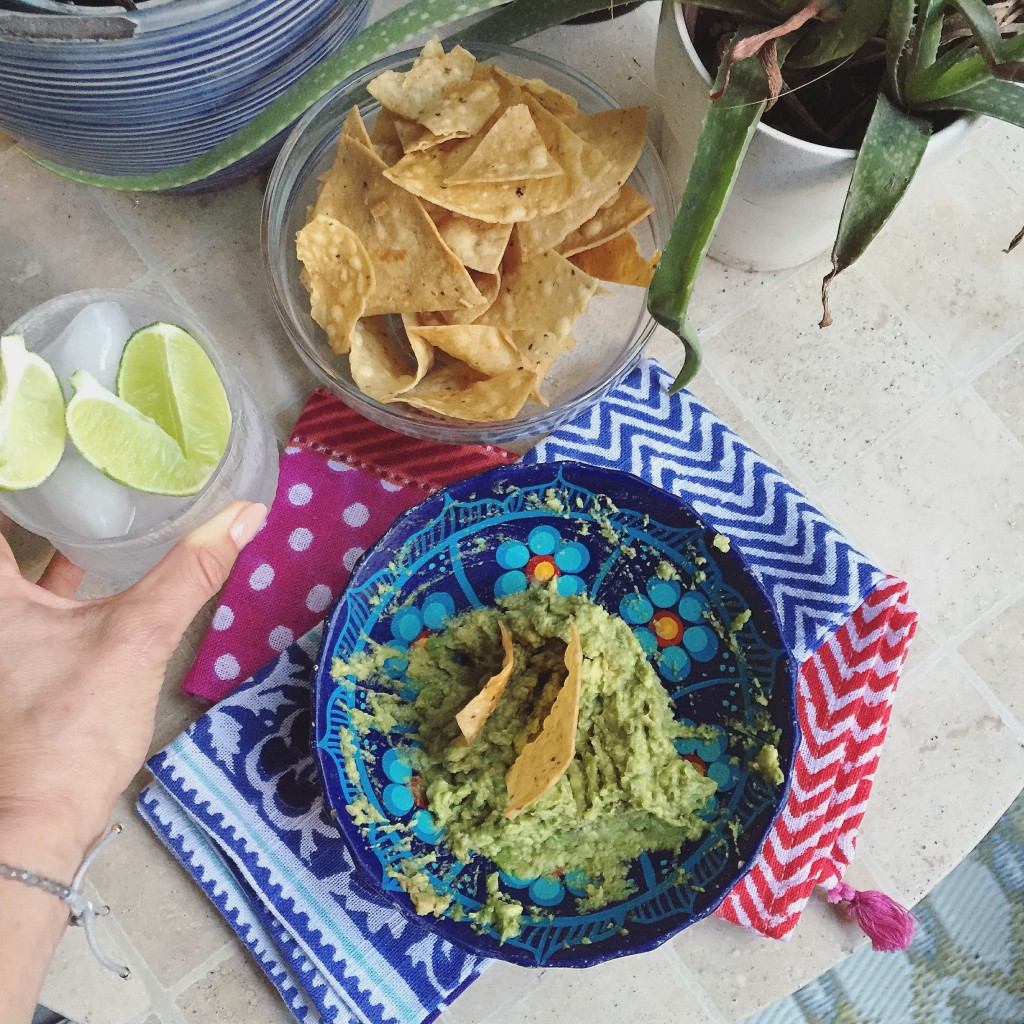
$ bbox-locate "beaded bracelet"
[0,824,130,978]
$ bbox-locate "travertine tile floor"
[4,4,1024,1023]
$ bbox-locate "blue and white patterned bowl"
[313,461,799,966]
[0,0,370,189]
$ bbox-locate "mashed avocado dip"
[334,586,724,929]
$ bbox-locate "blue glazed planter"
[314,461,799,967]
[0,0,371,189]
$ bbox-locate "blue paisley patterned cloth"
[140,626,484,1024]
[138,358,890,1022]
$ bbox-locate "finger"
[37,550,85,598]
[112,500,267,654]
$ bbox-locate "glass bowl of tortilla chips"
[313,461,799,967]
[263,41,673,445]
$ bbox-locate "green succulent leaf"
[820,91,931,327]
[648,29,795,392]
[29,0,511,191]
[918,76,1024,128]
[787,0,888,68]
[886,0,918,105]
[907,0,946,83]
[947,0,1024,83]
[449,0,648,45]
[910,27,1024,101]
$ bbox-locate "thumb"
[114,500,267,655]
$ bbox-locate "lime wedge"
[0,333,66,491]
[115,321,231,467]
[66,371,213,497]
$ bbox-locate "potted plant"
[27,0,1024,388]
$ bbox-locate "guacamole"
[336,586,722,921]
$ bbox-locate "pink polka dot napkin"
[181,389,517,702]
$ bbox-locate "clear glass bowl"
[262,42,674,447]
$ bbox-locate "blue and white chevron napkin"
[140,359,911,1021]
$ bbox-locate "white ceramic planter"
[654,1,974,272]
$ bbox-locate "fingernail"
[230,502,268,550]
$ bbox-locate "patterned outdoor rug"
[743,788,1024,1024]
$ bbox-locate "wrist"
[0,804,106,883]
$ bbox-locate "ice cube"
[32,448,136,540]
[44,300,134,397]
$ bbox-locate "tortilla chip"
[405,323,524,377]
[385,92,614,225]
[367,43,499,137]
[393,115,453,154]
[571,232,660,288]
[453,621,514,746]
[348,316,434,403]
[445,104,562,184]
[556,183,653,258]
[404,365,537,422]
[433,212,513,275]
[340,105,374,150]
[314,135,484,315]
[477,248,598,357]
[488,66,578,119]
[295,215,375,355]
[516,106,648,259]
[368,107,405,166]
[505,624,583,818]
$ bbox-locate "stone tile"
[959,591,1024,728]
[6,520,53,582]
[856,655,1024,905]
[100,176,265,272]
[690,259,793,336]
[671,858,880,1021]
[973,338,1024,446]
[0,131,15,151]
[39,885,152,1024]
[169,213,317,415]
[859,148,1024,376]
[87,796,236,988]
[176,951,297,1024]
[0,151,148,330]
[897,619,942,689]
[447,961,535,1024]
[484,947,719,1024]
[707,258,952,484]
[976,117,1024,197]
[817,388,1024,634]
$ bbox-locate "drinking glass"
[0,288,280,585]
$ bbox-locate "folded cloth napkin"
[181,390,517,702]
[142,359,917,1022]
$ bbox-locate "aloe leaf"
[649,30,794,392]
[908,0,946,80]
[918,76,1024,127]
[820,92,930,327]
[947,0,1024,82]
[886,0,918,104]
[449,0,649,45]
[29,0,511,191]
[911,32,1024,101]
[787,0,887,68]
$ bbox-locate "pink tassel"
[826,882,917,952]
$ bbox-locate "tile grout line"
[947,647,1024,745]
[964,326,1024,383]
[661,943,732,1024]
[166,938,239,1000]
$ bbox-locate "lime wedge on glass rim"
[66,323,232,498]
[0,333,66,491]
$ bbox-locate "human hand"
[0,500,267,875]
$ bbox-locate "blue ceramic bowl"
[0,0,370,189]
[313,462,799,967]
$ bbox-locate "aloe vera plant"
[34,0,1024,392]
